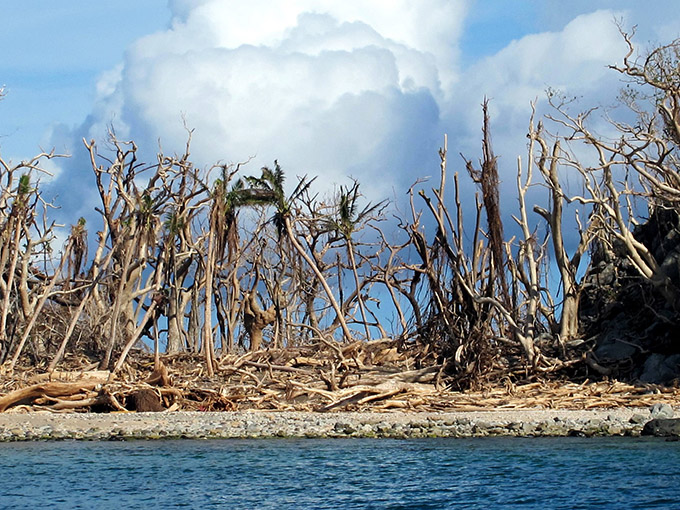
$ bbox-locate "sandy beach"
[0,406,676,441]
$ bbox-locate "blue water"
[0,437,678,509]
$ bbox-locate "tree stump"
[131,388,164,412]
[243,291,276,351]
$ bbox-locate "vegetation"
[1,32,679,412]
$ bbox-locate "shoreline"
[0,406,676,441]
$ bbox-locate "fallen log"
[320,381,437,411]
[41,393,112,411]
[0,380,101,412]
[356,365,442,385]
[242,360,311,374]
[29,370,111,384]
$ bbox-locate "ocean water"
[0,437,678,509]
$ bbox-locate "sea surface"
[0,437,678,509]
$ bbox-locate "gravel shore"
[0,405,676,441]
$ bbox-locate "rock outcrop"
[642,418,680,437]
[579,208,680,383]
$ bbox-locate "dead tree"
[542,30,680,310]
[0,151,65,369]
[84,136,170,370]
[463,99,511,309]
[530,119,596,342]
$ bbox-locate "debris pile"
[2,339,679,413]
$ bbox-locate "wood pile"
[1,339,679,413]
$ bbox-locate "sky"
[1,0,680,223]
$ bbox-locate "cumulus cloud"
[450,11,628,132]
[49,0,466,206]
[48,1,676,219]
[438,9,662,252]
[443,10,634,202]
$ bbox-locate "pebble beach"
[0,405,676,441]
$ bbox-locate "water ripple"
[0,437,678,509]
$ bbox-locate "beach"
[0,406,676,441]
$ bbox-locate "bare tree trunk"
[202,232,216,376]
[532,132,593,341]
[166,294,185,353]
[346,239,371,341]
[185,282,200,353]
[0,221,22,348]
[512,148,540,365]
[101,238,136,369]
[284,217,353,342]
[7,242,72,371]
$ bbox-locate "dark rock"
[594,336,639,362]
[641,418,680,437]
[640,354,680,384]
[660,249,680,282]
[579,208,680,382]
[131,389,164,412]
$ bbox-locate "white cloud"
[450,11,628,121]
[444,10,632,186]
[49,2,676,217]
[164,0,467,80]
[58,0,465,203]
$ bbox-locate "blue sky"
[1,1,679,219]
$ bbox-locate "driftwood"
[2,339,680,413]
[36,388,126,412]
[0,381,101,412]
[29,370,111,384]
[320,381,436,412]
